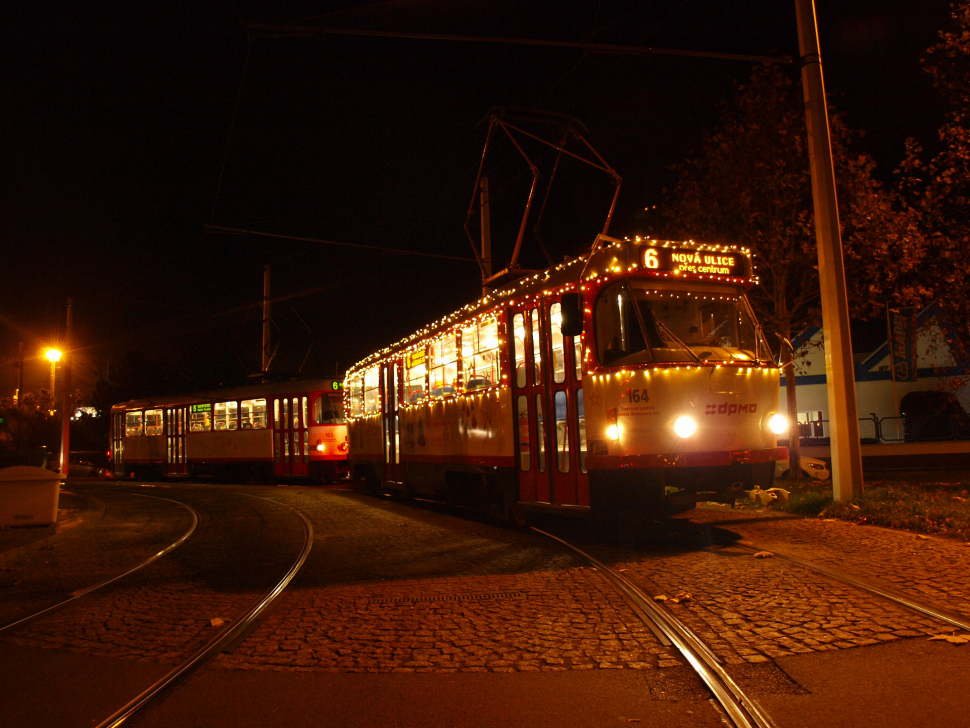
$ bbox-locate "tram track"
[0,492,200,636]
[94,492,313,728]
[730,540,970,634]
[532,526,777,728]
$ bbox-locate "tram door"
[165,406,187,476]
[545,299,589,507]
[274,394,309,478]
[112,412,125,477]
[381,362,401,484]
[510,305,550,503]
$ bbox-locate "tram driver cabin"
[344,235,789,523]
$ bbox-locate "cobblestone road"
[217,490,677,673]
[1,486,306,664]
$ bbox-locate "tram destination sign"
[640,245,747,278]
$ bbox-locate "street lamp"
[45,348,62,403]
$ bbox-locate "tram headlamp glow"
[767,413,789,435]
[316,443,325,452]
[606,424,621,440]
[674,416,697,438]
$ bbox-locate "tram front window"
[595,281,760,366]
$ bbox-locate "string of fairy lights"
[344,238,779,421]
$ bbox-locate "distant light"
[46,349,62,362]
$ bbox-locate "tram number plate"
[641,246,746,277]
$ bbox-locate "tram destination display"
[640,244,747,278]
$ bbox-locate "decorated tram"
[110,378,347,482]
[344,235,788,523]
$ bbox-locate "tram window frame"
[363,367,380,414]
[429,334,458,397]
[405,347,427,404]
[516,395,531,471]
[313,393,340,424]
[347,373,364,416]
[292,397,300,429]
[531,308,542,383]
[549,303,566,384]
[214,401,238,431]
[535,394,546,473]
[553,390,570,473]
[461,316,500,391]
[189,404,212,432]
[144,409,163,436]
[241,398,267,429]
[512,313,527,388]
[125,410,143,437]
[576,388,587,474]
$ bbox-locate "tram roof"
[348,236,752,375]
[111,377,341,412]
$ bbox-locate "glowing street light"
[46,348,62,403]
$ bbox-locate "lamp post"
[46,348,62,407]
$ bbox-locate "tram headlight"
[767,413,789,435]
[674,416,697,438]
[606,423,621,441]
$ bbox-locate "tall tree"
[898,1,970,361]
[658,64,926,475]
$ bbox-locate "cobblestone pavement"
[216,490,678,673]
[1,486,306,664]
[684,505,970,621]
[0,489,193,627]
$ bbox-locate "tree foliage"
[898,1,970,354]
[0,391,60,465]
[658,64,926,346]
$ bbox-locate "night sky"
[1,0,953,402]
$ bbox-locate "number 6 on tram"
[344,235,788,524]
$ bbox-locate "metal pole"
[795,0,863,500]
[60,299,73,477]
[262,264,272,376]
[480,177,492,295]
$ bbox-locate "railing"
[798,414,970,445]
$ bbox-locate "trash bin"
[0,466,65,527]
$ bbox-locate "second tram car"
[344,236,788,522]
[110,378,348,482]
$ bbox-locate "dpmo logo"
[705,403,758,415]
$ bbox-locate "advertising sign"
[887,307,918,382]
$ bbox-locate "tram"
[110,378,348,482]
[344,235,788,523]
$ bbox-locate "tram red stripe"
[586,446,787,470]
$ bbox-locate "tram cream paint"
[587,368,781,456]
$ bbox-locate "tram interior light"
[768,413,788,435]
[674,416,697,438]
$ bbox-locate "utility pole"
[262,264,272,377]
[59,299,73,477]
[480,177,492,295]
[795,0,863,500]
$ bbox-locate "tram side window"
[214,401,238,431]
[461,316,500,390]
[554,391,569,472]
[429,335,458,396]
[517,395,530,471]
[190,404,212,432]
[576,389,587,473]
[549,303,566,384]
[241,398,267,429]
[363,367,380,413]
[125,411,143,437]
[144,409,163,436]
[513,313,527,387]
[405,348,427,403]
[531,309,542,382]
[347,374,363,416]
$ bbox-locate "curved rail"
[734,541,970,634]
[96,494,314,728]
[533,527,775,728]
[0,493,200,635]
